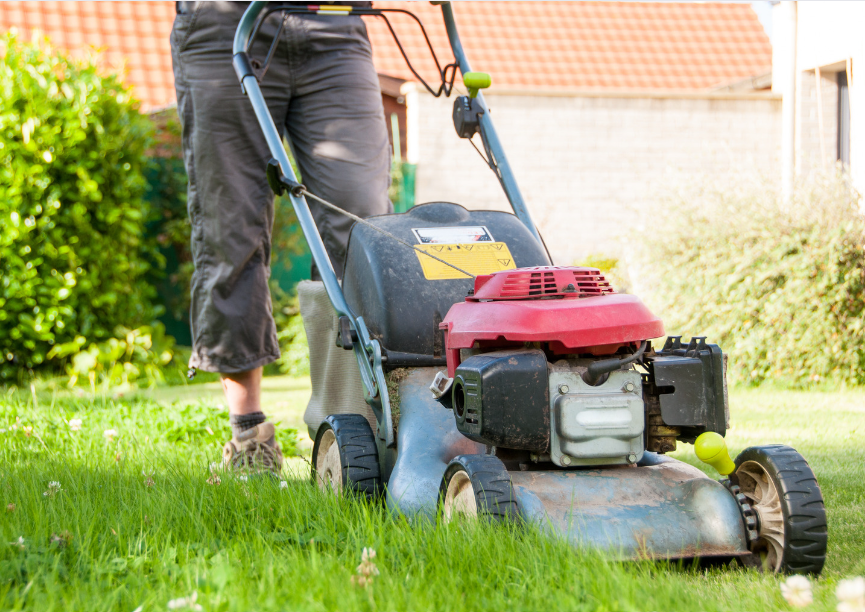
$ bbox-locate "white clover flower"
[353,547,379,588]
[781,575,813,608]
[167,591,202,611]
[837,577,865,612]
[68,418,82,432]
[43,481,62,498]
[237,475,248,482]
[279,480,288,490]
[103,428,118,440]
[8,536,24,550]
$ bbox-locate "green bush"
[48,323,175,390]
[642,170,865,387]
[0,33,158,379]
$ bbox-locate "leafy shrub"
[0,33,158,379]
[48,323,176,390]
[642,170,865,387]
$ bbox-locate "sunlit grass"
[0,379,862,611]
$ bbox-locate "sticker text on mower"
[411,226,494,244]
[414,242,517,279]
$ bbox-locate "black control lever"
[266,158,305,198]
[337,315,359,351]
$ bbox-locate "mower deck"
[511,462,746,559]
[386,368,747,560]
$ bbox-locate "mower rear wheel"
[731,445,827,574]
[312,414,381,500]
[440,455,519,522]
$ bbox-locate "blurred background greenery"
[3,33,864,393]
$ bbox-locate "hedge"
[642,170,865,387]
[0,33,158,378]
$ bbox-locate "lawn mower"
[233,2,827,573]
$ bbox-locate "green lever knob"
[694,432,736,476]
[463,72,491,98]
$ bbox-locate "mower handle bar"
[231,1,542,434]
[437,3,541,246]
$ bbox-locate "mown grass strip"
[0,383,862,611]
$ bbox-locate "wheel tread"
[733,444,827,575]
[441,454,519,522]
[312,414,382,500]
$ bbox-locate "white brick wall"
[409,92,782,266]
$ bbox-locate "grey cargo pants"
[171,2,392,373]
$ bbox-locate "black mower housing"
[342,202,550,369]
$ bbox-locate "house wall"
[774,1,865,188]
[797,69,841,176]
[405,88,782,267]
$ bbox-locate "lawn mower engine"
[437,266,729,468]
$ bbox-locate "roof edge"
[399,80,781,101]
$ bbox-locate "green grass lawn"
[1,379,863,611]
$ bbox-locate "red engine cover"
[440,266,664,376]
[470,266,615,301]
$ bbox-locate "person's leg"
[171,3,292,468]
[285,13,393,280]
[222,367,267,438]
[281,14,392,438]
[222,368,263,415]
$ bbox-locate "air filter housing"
[453,349,550,452]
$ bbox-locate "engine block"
[548,362,644,467]
[452,351,645,467]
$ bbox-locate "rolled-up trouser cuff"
[189,349,281,375]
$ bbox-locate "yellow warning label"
[414,242,516,280]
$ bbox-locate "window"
[838,71,850,165]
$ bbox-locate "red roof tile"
[365,1,771,92]
[0,1,771,111]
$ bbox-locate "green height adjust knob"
[694,432,736,476]
[463,72,491,98]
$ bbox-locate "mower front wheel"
[731,445,827,574]
[312,414,381,500]
[440,455,519,523]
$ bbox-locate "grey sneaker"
[222,422,284,473]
